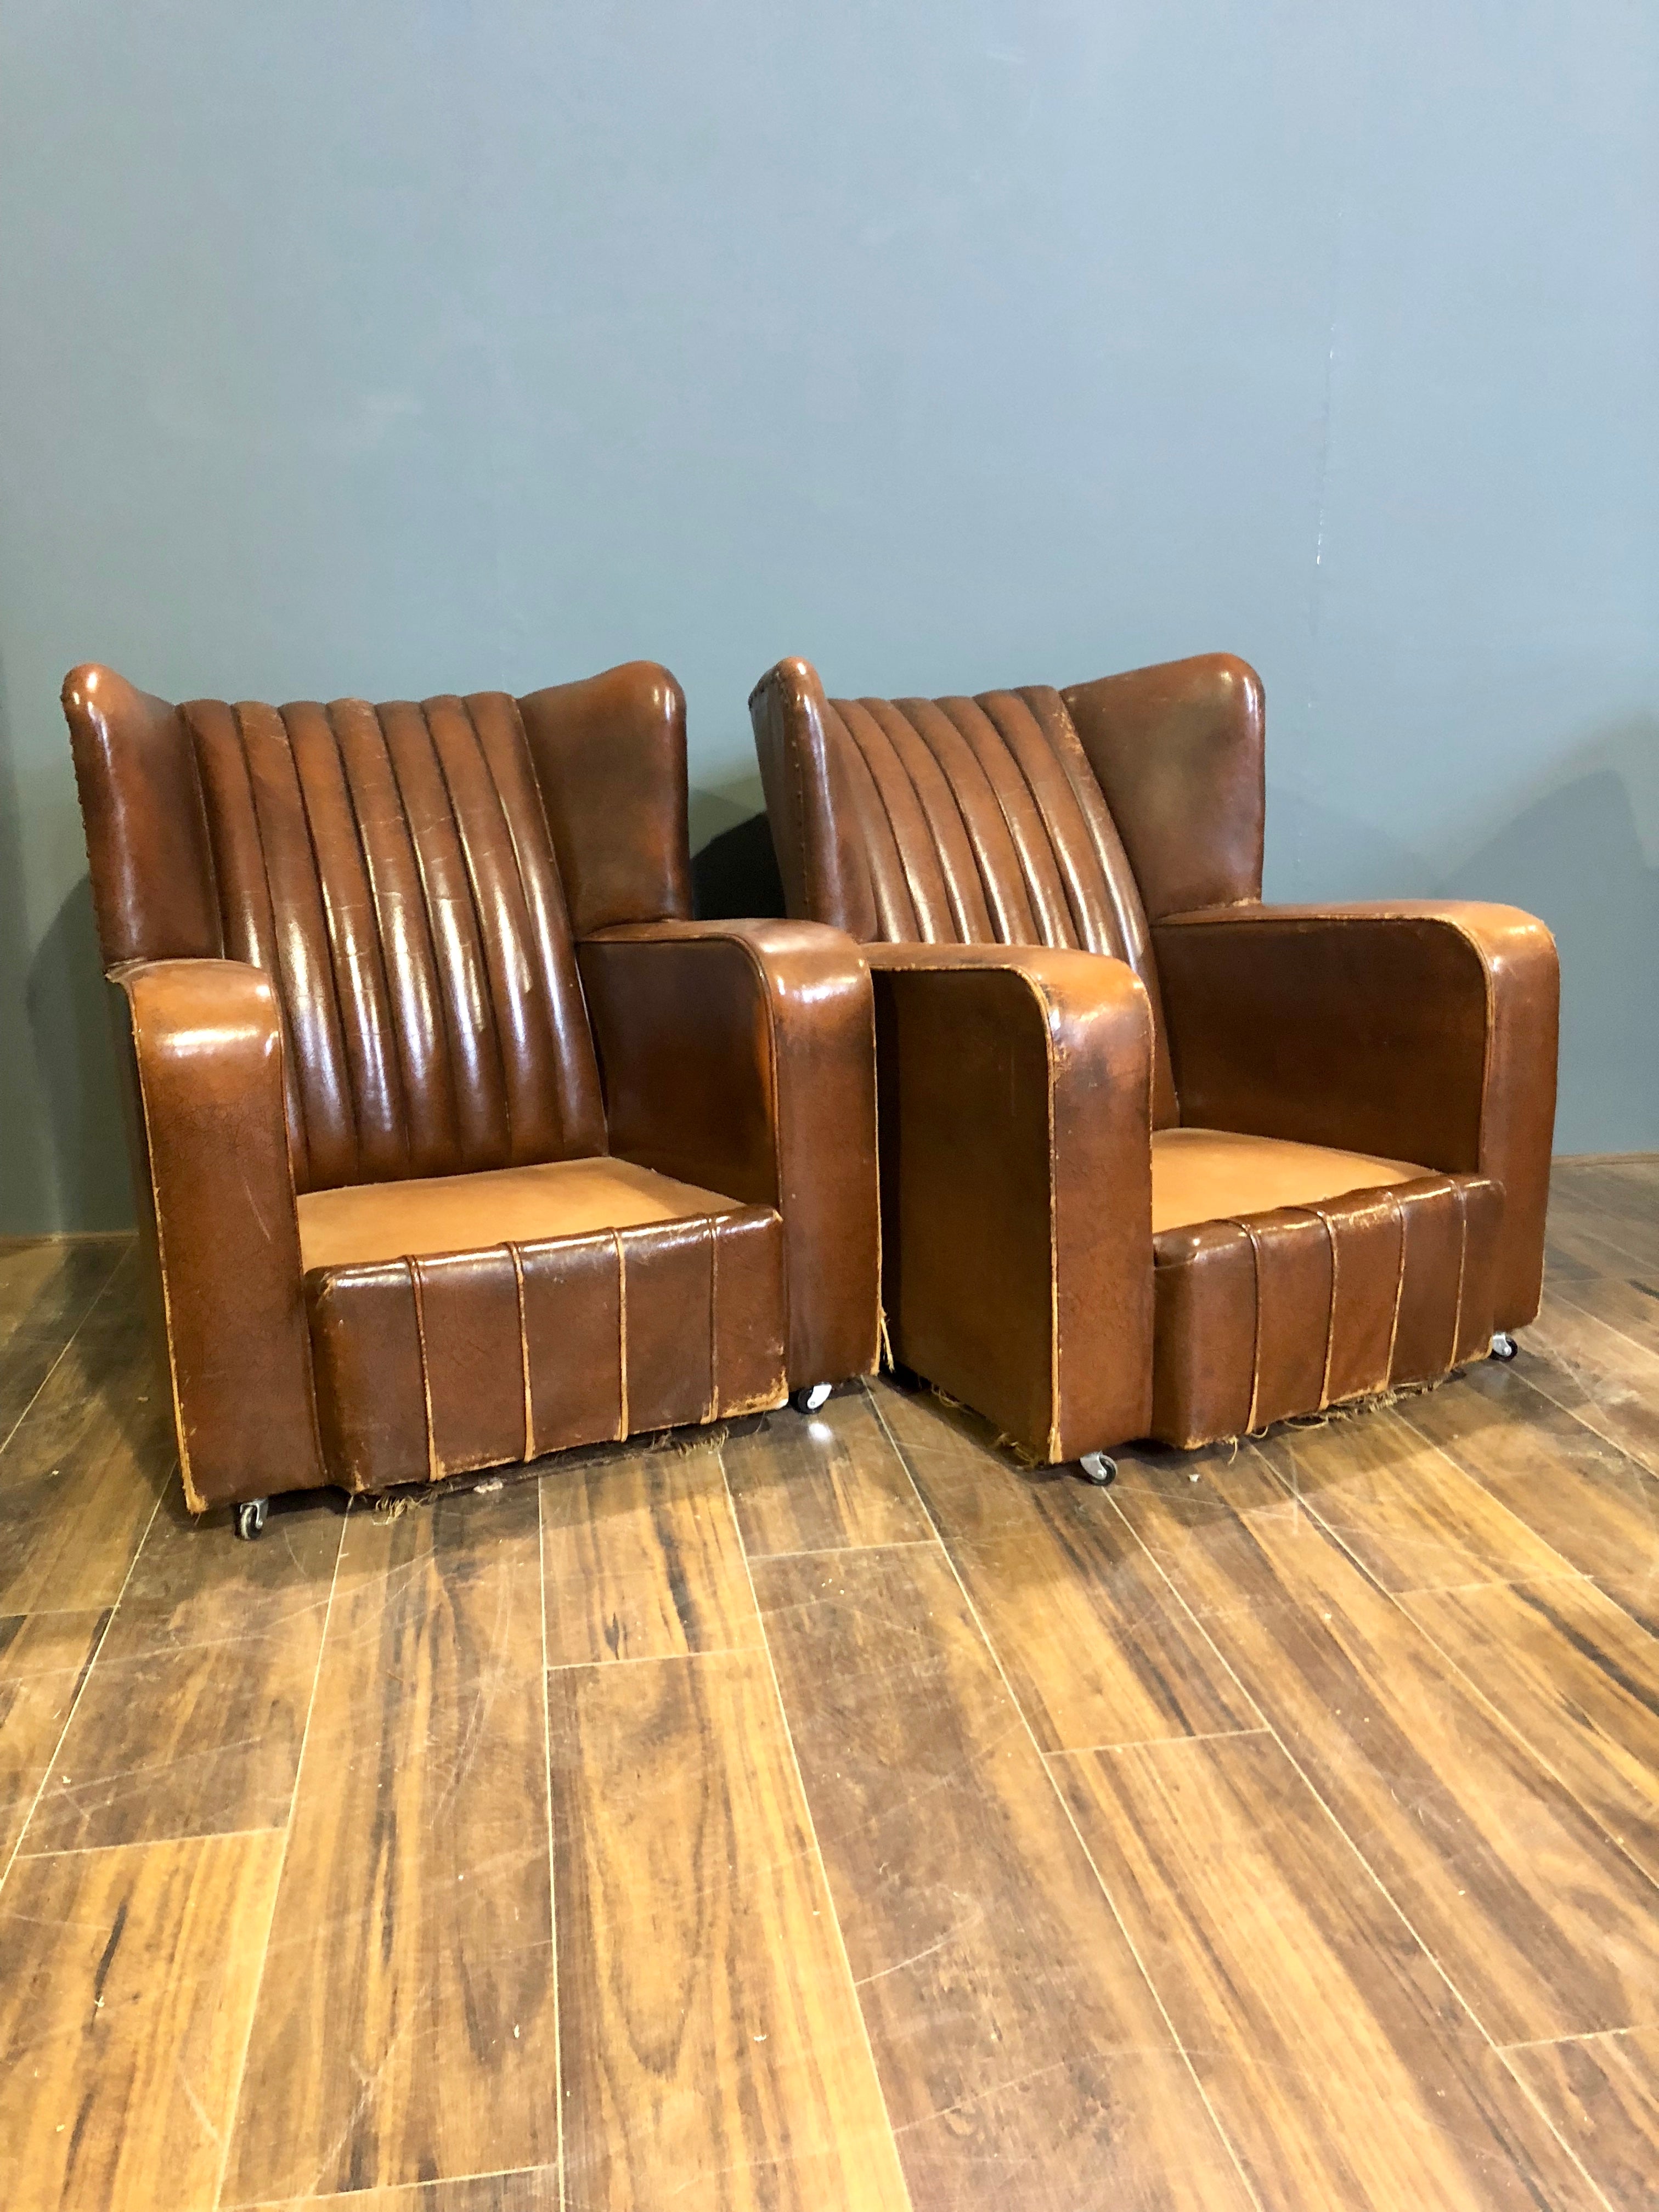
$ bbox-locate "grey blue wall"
[2,1,1655,1230]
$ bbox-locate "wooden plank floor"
[0,1159,1656,2210]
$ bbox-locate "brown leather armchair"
[65,661,880,1531]
[751,652,1558,1472]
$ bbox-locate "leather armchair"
[66,661,880,1522]
[751,652,1558,1465]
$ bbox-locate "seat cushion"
[299,1158,787,1490]
[1150,1130,1502,1447]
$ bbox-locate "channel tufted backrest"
[67,667,609,1193]
[753,664,1178,1124]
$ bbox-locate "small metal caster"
[234,1497,269,1542]
[791,1382,833,1414]
[1079,1452,1117,1486]
[1489,1332,1519,1362]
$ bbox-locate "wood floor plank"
[550,1646,910,2212]
[1252,1398,1578,1592]
[1553,1273,1659,1360]
[1399,1575,1659,1883]
[879,1383,1260,1751]
[22,1481,345,1852]
[1602,1573,1659,1646]
[0,1830,284,2212]
[1508,2027,1659,2211]
[1547,1181,1659,1275]
[0,1237,123,1450]
[222,1483,555,2206]
[751,1540,1254,2212]
[0,1252,172,1614]
[540,1440,760,1666]
[1055,1730,1604,2211]
[0,1609,107,1869]
[1400,1358,1659,1584]
[1544,1237,1603,1284]
[1109,1442,1659,2044]
[722,1386,932,1558]
[1520,1291,1659,1474]
[252,2172,558,2211]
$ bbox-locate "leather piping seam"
[1239,1218,1265,1435]
[510,1240,534,1460]
[930,697,1048,945]
[428,697,517,1161]
[1451,1182,1469,1367]
[376,704,472,1175]
[854,699,958,942]
[1023,970,1063,1464]
[885,701,985,943]
[1384,1190,1409,1387]
[409,1257,439,1482]
[482,697,586,1159]
[706,1215,721,1423]
[219,708,317,1188]
[123,991,198,1511]
[613,1228,629,1441]
[172,702,227,959]
[961,692,1080,952]
[1309,1204,1340,1409]
[1040,691,1142,967]
[902,699,1028,944]
[994,690,1097,953]
[324,701,417,1172]
[839,703,928,940]
[279,702,369,1180]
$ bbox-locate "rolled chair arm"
[865,943,1155,1463]
[109,958,323,1509]
[577,918,880,1390]
[1153,901,1559,1328]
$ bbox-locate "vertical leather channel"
[1149,1171,1504,1448]
[828,685,1178,1125]
[751,661,1177,1124]
[181,689,606,1193]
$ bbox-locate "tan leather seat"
[65,661,882,1510]
[297,1159,785,1489]
[752,652,1558,1457]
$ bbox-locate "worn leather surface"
[751,657,1178,1125]
[578,918,881,1391]
[297,1156,747,1272]
[1062,654,1265,922]
[1153,1173,1503,1447]
[754,650,1556,1457]
[108,960,324,1510]
[1156,901,1559,1329]
[518,661,694,938]
[866,943,1154,1463]
[308,1205,786,1492]
[66,661,877,1504]
[1152,1127,1423,1234]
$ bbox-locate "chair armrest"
[576,918,880,1390]
[865,943,1154,1462]
[110,959,323,1509]
[1153,901,1559,1327]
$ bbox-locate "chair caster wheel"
[1489,1333,1518,1362]
[1079,1452,1116,1486]
[791,1382,833,1414]
[234,1498,269,1541]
